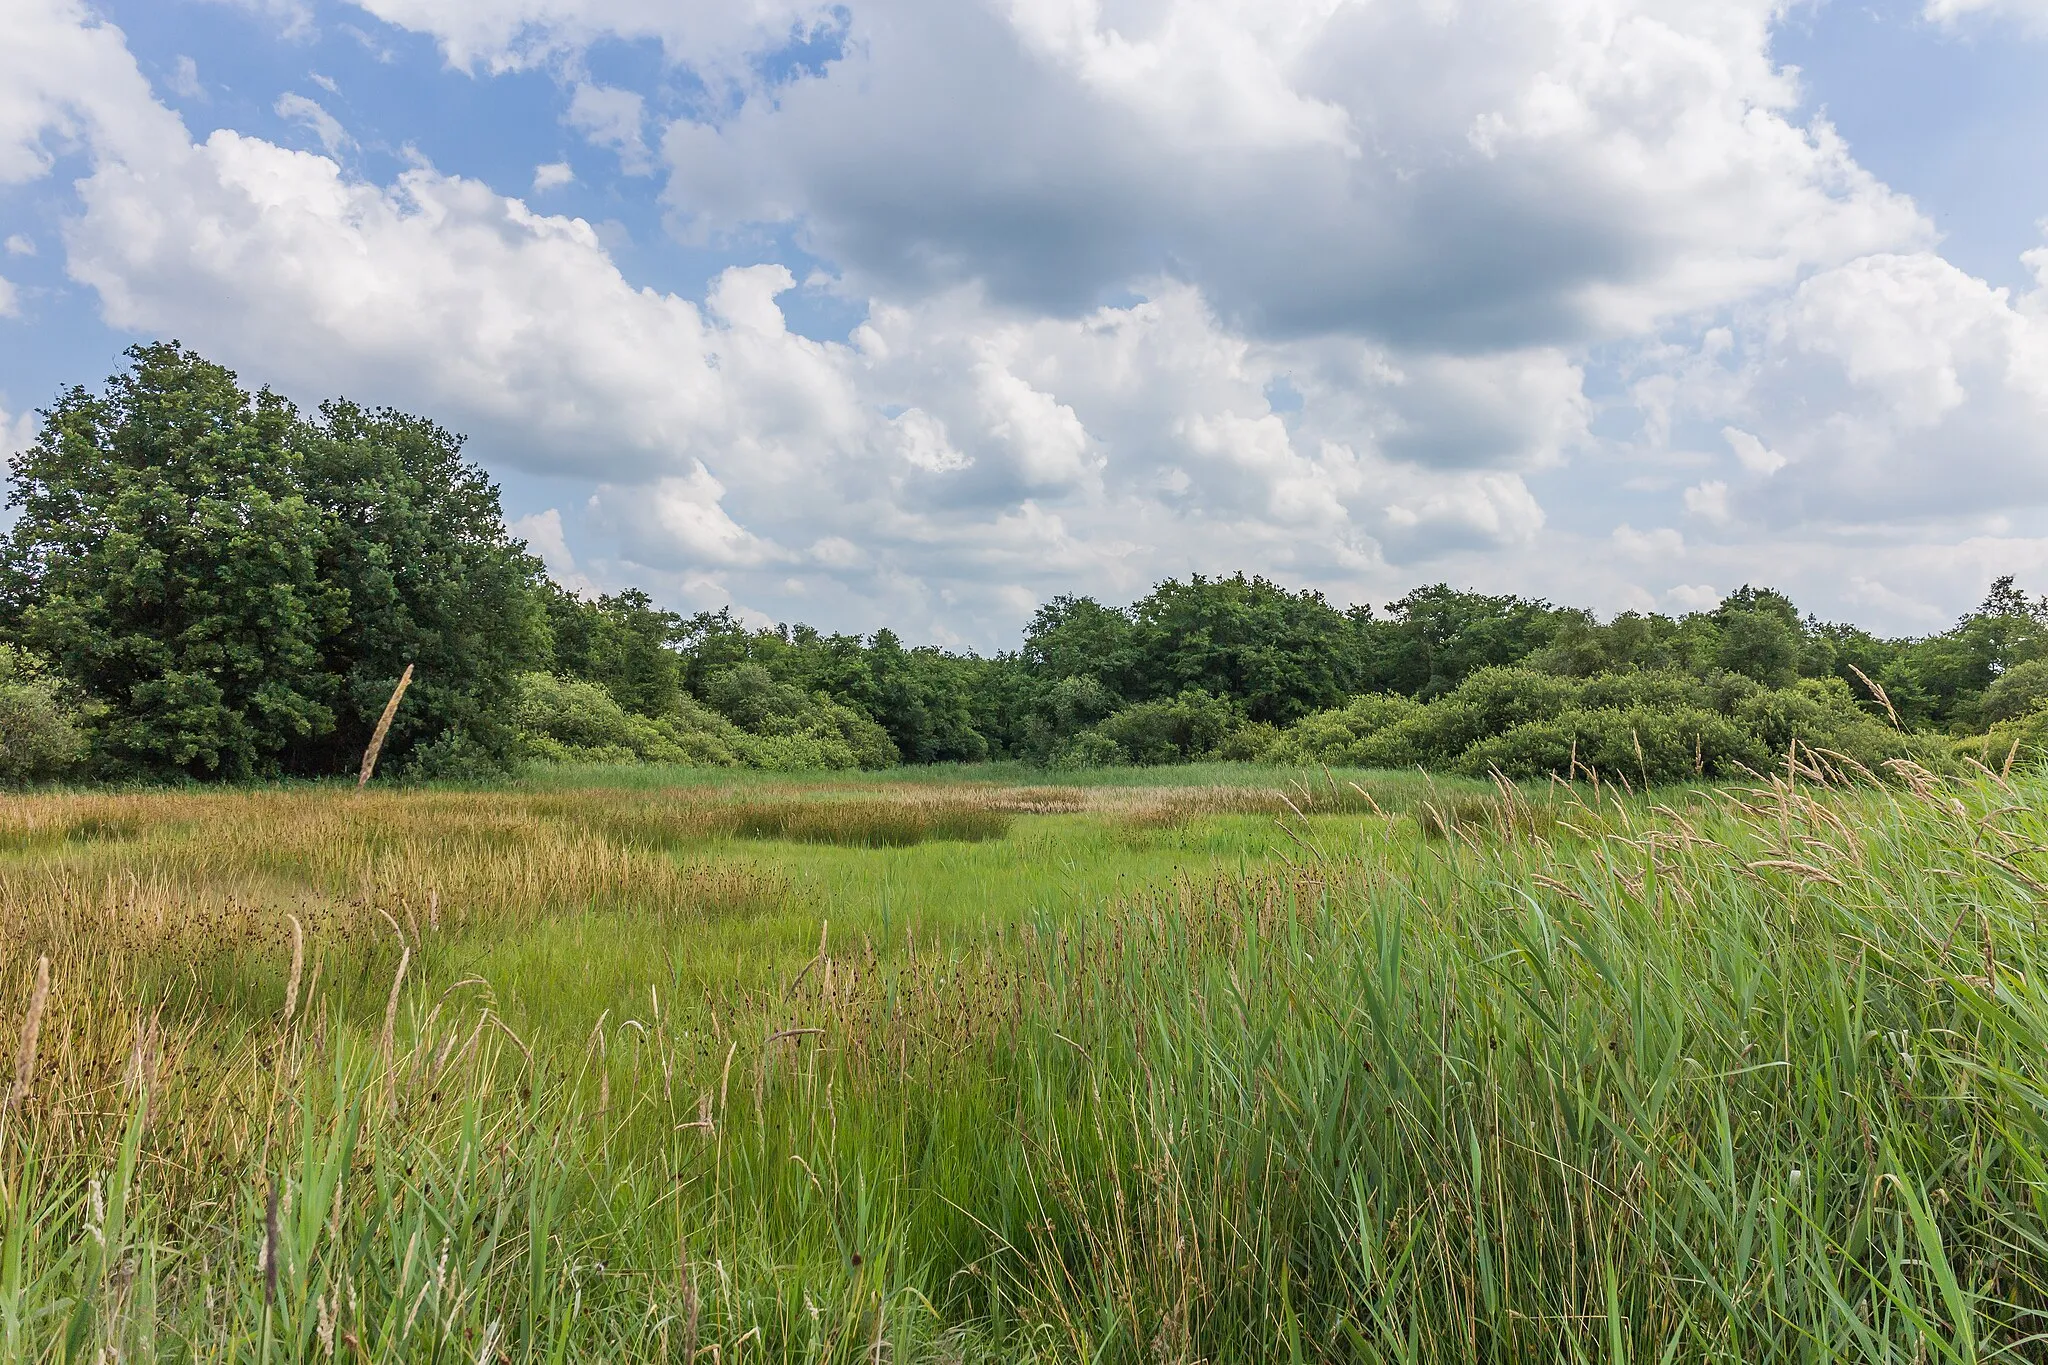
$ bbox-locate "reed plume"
[8,954,49,1111]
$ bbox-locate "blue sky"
[4,0,2046,648]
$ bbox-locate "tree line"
[2,344,2043,784]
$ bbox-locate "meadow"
[3,756,2048,1362]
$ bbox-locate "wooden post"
[358,663,414,788]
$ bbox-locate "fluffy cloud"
[0,400,36,458]
[0,0,184,184]
[654,0,1924,347]
[339,1,1928,344]
[1656,249,2048,530]
[59,42,1582,608]
[564,83,651,173]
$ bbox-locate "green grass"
[5,761,2047,1361]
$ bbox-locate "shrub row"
[512,668,898,773]
[1254,667,1947,780]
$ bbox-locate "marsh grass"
[4,763,2047,1360]
[604,794,1015,848]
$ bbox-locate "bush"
[1213,720,1284,763]
[1460,705,1767,783]
[401,727,518,781]
[1728,679,1931,773]
[1391,668,1580,764]
[701,664,898,769]
[731,731,867,772]
[1574,669,1716,713]
[1050,730,1128,769]
[1269,693,1421,765]
[1265,665,1942,787]
[1084,690,1240,765]
[512,673,746,768]
[1961,707,2048,771]
[0,645,86,785]
[512,666,901,774]
[1979,659,2048,726]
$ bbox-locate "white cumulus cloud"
[565,83,651,173]
[1662,250,2048,529]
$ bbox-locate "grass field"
[3,757,2047,1362]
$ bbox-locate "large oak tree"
[0,343,546,780]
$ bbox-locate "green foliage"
[511,672,745,767]
[1275,665,1933,781]
[663,613,990,764]
[0,644,86,784]
[1713,588,1804,687]
[1978,657,2048,725]
[1461,705,1765,783]
[1878,575,2048,728]
[513,665,905,773]
[297,400,548,777]
[541,587,687,718]
[1068,688,1239,765]
[1013,674,1123,762]
[1123,574,1358,723]
[1961,705,2048,770]
[1371,584,1584,697]
[1019,594,1135,693]
[1268,692,1422,765]
[857,629,990,763]
[701,663,899,770]
[0,344,546,780]
[1212,719,1284,762]
[1,345,340,779]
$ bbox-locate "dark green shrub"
[1729,678,1920,772]
[1979,659,2048,726]
[1459,705,1767,782]
[1270,693,1421,765]
[0,644,86,785]
[702,663,899,769]
[1050,730,1127,768]
[1213,720,1284,762]
[1384,667,1580,765]
[1088,690,1239,765]
[1575,669,1715,713]
[1961,708,2048,769]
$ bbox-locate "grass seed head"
[8,953,50,1110]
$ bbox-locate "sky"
[2,0,2045,650]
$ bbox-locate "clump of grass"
[992,786,1090,814]
[1414,791,1560,840]
[717,798,1011,846]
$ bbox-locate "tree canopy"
[0,343,544,779]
